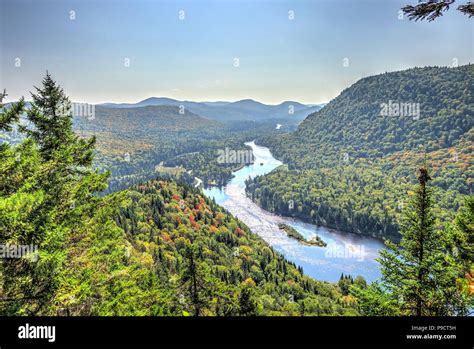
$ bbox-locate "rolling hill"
[263,65,473,167]
[77,105,219,134]
[247,65,473,239]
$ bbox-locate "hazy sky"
[1,0,473,104]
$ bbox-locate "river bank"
[204,141,385,282]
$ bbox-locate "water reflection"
[204,141,385,282]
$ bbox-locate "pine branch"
[402,0,455,21]
[458,2,474,16]
[0,98,25,132]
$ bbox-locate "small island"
[278,223,327,247]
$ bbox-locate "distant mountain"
[99,98,324,123]
[201,101,230,107]
[226,99,269,112]
[136,97,180,107]
[75,105,219,134]
[99,97,179,108]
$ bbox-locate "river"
[204,141,385,283]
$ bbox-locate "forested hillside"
[82,105,217,132]
[78,106,287,192]
[100,180,357,316]
[248,65,473,239]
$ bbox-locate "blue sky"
[1,0,473,104]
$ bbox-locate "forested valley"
[247,65,473,241]
[2,99,290,194]
[0,74,357,316]
[0,69,472,317]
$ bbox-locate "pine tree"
[353,167,471,315]
[238,287,257,316]
[180,244,207,316]
[380,167,444,315]
[0,91,24,132]
[0,74,110,315]
[20,72,95,165]
[0,92,26,194]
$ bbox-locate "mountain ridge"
[247,64,473,240]
[98,97,325,123]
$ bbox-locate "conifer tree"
[239,285,257,316]
[352,167,471,315]
[0,74,109,314]
[381,167,437,315]
[180,244,207,316]
[20,72,95,166]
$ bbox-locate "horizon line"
[4,96,330,107]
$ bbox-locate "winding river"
[204,141,385,283]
